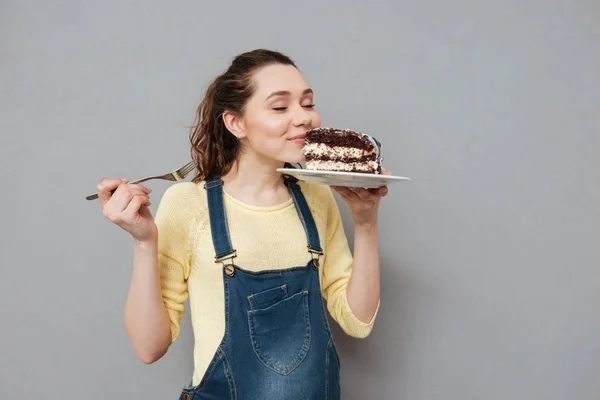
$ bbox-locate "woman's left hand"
[331,168,391,228]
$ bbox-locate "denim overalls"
[178,177,341,400]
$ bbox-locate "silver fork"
[86,161,196,200]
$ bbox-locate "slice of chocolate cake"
[303,128,382,174]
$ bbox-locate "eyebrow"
[265,88,313,102]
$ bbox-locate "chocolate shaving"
[305,128,375,150]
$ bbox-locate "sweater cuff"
[342,293,380,338]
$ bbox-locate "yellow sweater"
[154,180,378,386]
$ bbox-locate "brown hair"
[189,49,297,183]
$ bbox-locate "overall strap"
[286,180,323,256]
[205,178,236,263]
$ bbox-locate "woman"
[96,49,389,399]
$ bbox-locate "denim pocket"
[247,290,311,375]
[248,284,288,309]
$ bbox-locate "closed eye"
[272,104,315,112]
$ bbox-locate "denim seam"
[233,263,311,277]
[326,336,333,400]
[220,194,234,256]
[218,347,237,400]
[331,337,341,369]
[316,271,333,337]
[222,270,230,345]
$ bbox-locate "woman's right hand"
[97,178,158,242]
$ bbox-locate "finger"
[125,183,152,194]
[97,178,128,207]
[331,185,356,200]
[110,185,151,212]
[348,187,371,201]
[105,182,151,202]
[139,204,154,219]
[112,187,150,210]
[123,194,151,221]
[332,187,353,202]
[381,168,392,176]
[368,185,388,197]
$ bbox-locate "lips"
[288,133,307,141]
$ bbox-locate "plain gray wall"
[1,1,599,399]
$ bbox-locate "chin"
[282,153,305,164]
[273,146,303,164]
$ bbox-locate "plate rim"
[276,168,411,181]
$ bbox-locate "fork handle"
[85,176,155,201]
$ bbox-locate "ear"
[222,110,246,139]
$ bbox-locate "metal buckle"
[203,179,224,190]
[214,250,237,264]
[311,258,320,270]
[307,246,323,270]
[307,245,324,256]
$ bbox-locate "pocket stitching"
[247,290,311,375]
[247,284,288,309]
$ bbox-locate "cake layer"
[305,154,378,163]
[303,142,378,162]
[305,160,378,173]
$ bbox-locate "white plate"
[277,168,411,189]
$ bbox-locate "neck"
[221,150,290,207]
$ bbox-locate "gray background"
[1,1,599,399]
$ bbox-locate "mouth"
[288,133,307,144]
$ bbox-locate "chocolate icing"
[305,128,377,150]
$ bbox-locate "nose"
[292,104,312,127]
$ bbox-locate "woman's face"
[233,64,321,164]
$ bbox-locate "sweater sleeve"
[318,187,379,339]
[154,183,196,342]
